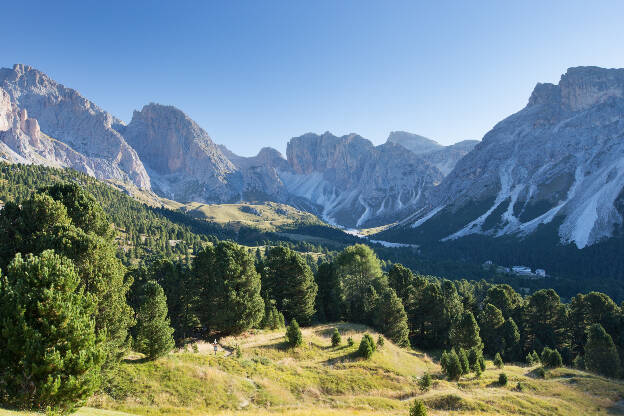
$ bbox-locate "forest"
[0,167,623,414]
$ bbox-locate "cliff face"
[123,103,241,202]
[392,67,624,248]
[0,64,150,188]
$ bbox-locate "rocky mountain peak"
[0,64,150,188]
[528,66,624,111]
[387,131,442,154]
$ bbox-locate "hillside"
[2,324,623,416]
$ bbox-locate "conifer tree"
[359,333,376,359]
[584,323,621,378]
[194,241,264,335]
[331,328,342,347]
[0,251,104,413]
[286,319,303,348]
[134,281,176,360]
[494,352,504,369]
[260,246,317,325]
[451,311,482,351]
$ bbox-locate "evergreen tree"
[331,328,342,347]
[387,263,413,303]
[286,319,303,348]
[494,352,504,369]
[501,317,521,361]
[442,349,463,380]
[334,245,385,322]
[457,348,470,374]
[468,347,483,372]
[358,333,376,359]
[134,281,176,360]
[0,251,104,413]
[372,287,410,347]
[193,241,264,335]
[410,399,428,416]
[540,347,563,368]
[260,246,317,325]
[478,303,505,356]
[418,372,432,392]
[0,189,133,366]
[450,311,482,351]
[260,299,286,330]
[584,323,621,378]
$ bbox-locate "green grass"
[3,324,624,415]
[179,201,321,231]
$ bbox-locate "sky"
[2,1,624,156]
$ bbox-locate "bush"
[458,348,469,374]
[331,328,342,347]
[441,350,463,381]
[286,319,303,348]
[479,356,486,372]
[235,344,242,358]
[359,334,376,359]
[494,352,504,369]
[377,335,385,348]
[541,347,562,368]
[410,399,428,416]
[468,347,482,371]
[498,372,508,386]
[419,372,432,392]
[347,336,354,347]
[573,354,585,370]
[535,367,546,378]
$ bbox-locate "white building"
[512,266,533,276]
[535,269,546,277]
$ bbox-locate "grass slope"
[5,324,622,416]
[181,201,321,232]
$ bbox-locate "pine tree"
[451,311,482,351]
[359,334,376,359]
[478,303,505,356]
[331,328,342,347]
[501,317,520,360]
[134,281,176,360]
[584,323,621,378]
[457,348,470,374]
[194,241,264,335]
[373,287,410,347]
[410,399,428,416]
[443,349,463,381]
[494,352,504,369]
[286,319,303,348]
[260,246,317,325]
[0,251,105,413]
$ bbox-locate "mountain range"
[2,63,624,252]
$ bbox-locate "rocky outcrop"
[0,87,106,175]
[280,132,443,227]
[123,103,240,202]
[387,131,443,154]
[392,67,624,248]
[0,64,150,188]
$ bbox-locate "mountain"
[386,131,442,154]
[0,64,150,188]
[122,103,241,202]
[381,66,624,249]
[386,132,478,175]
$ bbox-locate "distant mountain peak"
[386,131,442,155]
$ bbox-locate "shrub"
[419,372,432,392]
[286,319,303,348]
[410,399,428,416]
[331,328,342,347]
[359,334,376,359]
[377,335,385,348]
[573,354,584,370]
[535,367,546,378]
[235,344,242,358]
[541,347,562,368]
[458,348,470,374]
[494,352,504,369]
[468,347,482,371]
[192,343,199,353]
[479,356,486,372]
[441,350,463,381]
[347,336,354,347]
[498,372,508,386]
[526,352,535,365]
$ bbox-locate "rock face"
[123,103,240,202]
[388,132,478,175]
[391,67,624,248]
[0,64,150,188]
[280,132,443,227]
[0,87,106,175]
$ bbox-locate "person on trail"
[213,339,218,355]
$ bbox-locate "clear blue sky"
[2,1,624,156]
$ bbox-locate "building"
[535,269,546,277]
[512,266,533,276]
